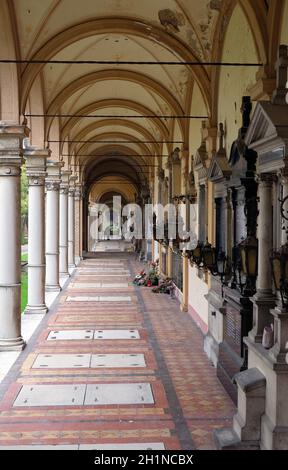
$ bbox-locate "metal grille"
[172,252,183,291]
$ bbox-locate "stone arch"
[210,0,268,125]
[0,0,20,123]
[61,99,169,141]
[20,17,211,116]
[45,70,186,141]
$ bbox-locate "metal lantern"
[202,240,217,273]
[217,250,227,297]
[238,235,258,277]
[238,235,258,295]
[270,243,288,308]
[217,250,227,277]
[191,241,203,266]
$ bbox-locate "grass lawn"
[21,253,28,262]
[21,272,28,313]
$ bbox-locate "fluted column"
[250,173,276,343]
[0,123,28,351]
[25,148,49,314]
[68,176,77,268]
[59,170,71,277]
[45,161,63,292]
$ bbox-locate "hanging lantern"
[191,241,203,266]
[217,250,227,277]
[238,235,258,278]
[202,240,217,273]
[217,250,227,297]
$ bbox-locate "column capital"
[60,169,72,191]
[0,123,30,175]
[68,175,78,195]
[0,122,29,153]
[45,160,63,189]
[75,183,84,201]
[258,172,278,187]
[24,146,50,182]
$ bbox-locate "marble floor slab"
[90,353,146,368]
[47,330,94,341]
[13,384,86,407]
[84,383,154,405]
[94,330,140,340]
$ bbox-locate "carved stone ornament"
[171,147,181,164]
[207,123,231,182]
[46,182,60,191]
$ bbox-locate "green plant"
[21,273,28,313]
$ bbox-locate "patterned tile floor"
[0,254,235,450]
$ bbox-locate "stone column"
[45,161,63,292]
[181,254,189,312]
[68,176,77,268]
[167,247,173,278]
[250,173,275,343]
[74,183,83,264]
[24,148,49,314]
[59,170,71,277]
[0,123,28,351]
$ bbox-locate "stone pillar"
[181,254,189,312]
[0,123,28,351]
[24,148,49,314]
[59,170,71,277]
[167,247,173,278]
[68,176,77,268]
[74,183,83,264]
[45,161,63,292]
[250,174,275,343]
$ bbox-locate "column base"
[24,304,48,315]
[261,414,288,450]
[180,303,188,312]
[60,272,70,278]
[0,336,26,352]
[214,428,259,450]
[45,284,62,293]
[249,294,275,343]
[204,332,219,368]
[68,263,76,269]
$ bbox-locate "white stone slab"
[0,445,78,450]
[79,443,165,450]
[77,274,129,278]
[47,330,94,341]
[101,283,129,288]
[78,268,128,272]
[13,384,86,407]
[85,383,154,405]
[32,354,91,369]
[66,296,100,302]
[98,296,131,302]
[71,282,129,288]
[90,354,146,368]
[94,330,140,340]
[71,283,102,288]
[66,296,131,302]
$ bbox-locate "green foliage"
[21,273,28,313]
[21,165,28,217]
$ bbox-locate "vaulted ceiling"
[7,0,269,195]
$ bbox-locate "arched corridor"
[0,253,235,450]
[0,0,288,452]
